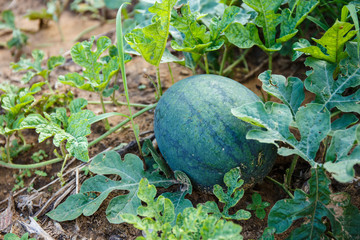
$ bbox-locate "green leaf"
[170,4,212,55]
[304,57,360,113]
[243,0,283,48]
[11,49,64,83]
[205,168,251,221]
[7,29,28,49]
[225,22,281,52]
[142,139,173,178]
[11,49,44,73]
[47,151,177,223]
[260,227,276,240]
[258,70,305,116]
[137,178,175,224]
[60,36,118,93]
[277,0,319,43]
[69,98,88,114]
[0,10,16,29]
[125,0,176,66]
[209,6,240,41]
[324,125,360,182]
[47,55,65,70]
[331,113,358,131]
[232,102,331,166]
[292,38,311,61]
[295,20,357,63]
[268,167,360,239]
[162,171,193,225]
[246,193,270,220]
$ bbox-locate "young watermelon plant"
[11,49,65,93]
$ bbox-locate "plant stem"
[203,54,209,74]
[5,135,11,163]
[266,176,294,199]
[223,48,250,75]
[156,66,163,97]
[99,92,111,130]
[89,103,157,148]
[219,45,228,76]
[17,131,26,146]
[58,154,69,185]
[286,155,299,189]
[88,100,150,108]
[56,20,64,42]
[0,157,63,169]
[44,74,54,94]
[167,63,175,85]
[268,52,273,71]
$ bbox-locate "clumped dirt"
[0,1,359,240]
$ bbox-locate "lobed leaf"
[47,151,177,223]
[60,36,118,93]
[125,0,177,66]
[243,0,283,48]
[277,0,319,43]
[258,70,305,116]
[295,21,357,63]
[324,125,360,182]
[304,57,360,113]
[232,102,331,166]
[268,167,360,239]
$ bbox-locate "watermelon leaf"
[119,169,245,239]
[170,4,240,55]
[21,98,95,162]
[294,20,357,63]
[232,102,331,166]
[304,57,360,113]
[203,167,251,221]
[258,70,305,116]
[242,0,282,48]
[47,151,178,223]
[58,36,120,93]
[277,0,319,43]
[268,167,360,239]
[162,171,193,225]
[324,125,360,182]
[125,0,177,67]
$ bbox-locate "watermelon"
[154,74,276,191]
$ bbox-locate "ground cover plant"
[0,0,359,239]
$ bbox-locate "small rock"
[180,70,190,76]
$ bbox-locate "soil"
[0,1,359,240]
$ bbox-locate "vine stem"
[223,48,250,75]
[167,63,175,85]
[286,155,299,189]
[203,54,209,74]
[0,157,63,169]
[99,92,110,130]
[268,52,273,71]
[156,66,163,97]
[88,100,150,108]
[88,103,157,148]
[266,176,294,199]
[5,135,11,163]
[44,73,54,94]
[219,45,228,76]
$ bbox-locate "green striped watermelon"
[154,74,276,191]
